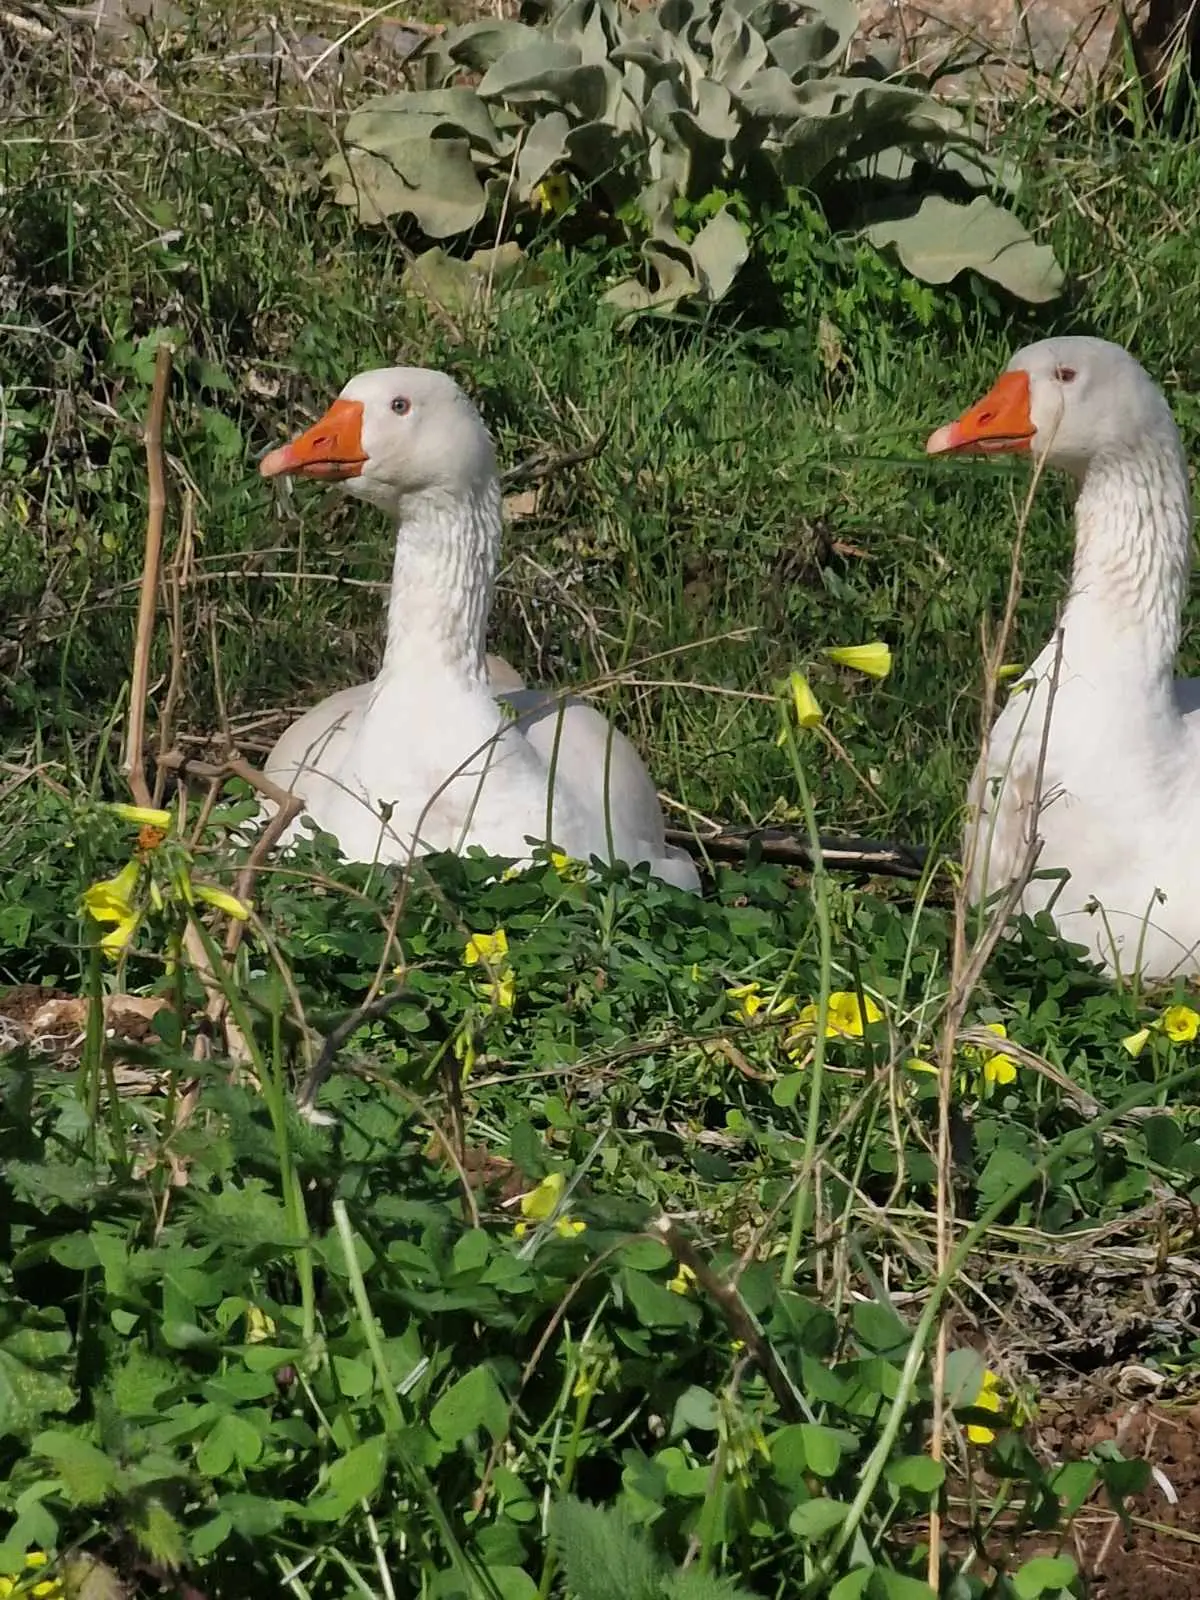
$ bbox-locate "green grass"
[7,7,1200,1598]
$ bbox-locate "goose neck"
[378,480,501,684]
[1060,438,1192,701]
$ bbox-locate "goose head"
[260,366,497,514]
[925,337,1177,481]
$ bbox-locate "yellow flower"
[0,1555,63,1600]
[481,970,516,1012]
[904,1056,937,1074]
[976,1022,1018,1087]
[785,670,822,729]
[572,1369,597,1400]
[794,991,883,1039]
[668,1264,697,1295]
[532,172,572,214]
[520,1172,563,1220]
[996,663,1025,683]
[465,928,515,1010]
[108,802,173,828]
[1122,1027,1151,1058]
[964,1369,1006,1445]
[464,929,509,967]
[245,1306,276,1344]
[1161,1004,1200,1043]
[81,859,143,959]
[825,641,892,680]
[549,850,588,882]
[192,883,250,921]
[513,1171,583,1238]
[727,981,795,1024]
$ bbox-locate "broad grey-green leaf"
[688,206,749,300]
[480,45,621,123]
[769,19,848,79]
[402,244,533,315]
[863,193,1063,303]
[326,139,489,236]
[517,110,572,191]
[566,121,642,204]
[344,88,509,156]
[441,19,543,72]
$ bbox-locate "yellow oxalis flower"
[549,850,588,882]
[825,641,892,680]
[464,928,515,1010]
[108,802,173,829]
[532,172,572,214]
[668,1263,697,1296]
[1122,1027,1151,1058]
[1121,1003,1200,1056]
[1161,1004,1200,1043]
[193,883,250,921]
[784,670,822,730]
[964,1368,1006,1445]
[794,991,883,1040]
[245,1306,276,1345]
[513,1171,584,1239]
[977,1021,1018,1087]
[81,859,143,959]
[727,980,795,1025]
[464,929,509,967]
[0,1553,63,1600]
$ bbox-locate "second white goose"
[927,336,1200,978]
[259,367,700,893]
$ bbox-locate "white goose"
[259,367,700,892]
[927,335,1200,979]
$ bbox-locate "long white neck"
[375,479,502,687]
[1058,433,1192,714]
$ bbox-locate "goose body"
[927,336,1200,978]
[259,368,699,892]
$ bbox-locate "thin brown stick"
[664,825,930,881]
[123,341,174,809]
[646,1214,805,1422]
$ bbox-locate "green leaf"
[863,194,1063,304]
[1012,1556,1079,1600]
[788,1497,849,1540]
[884,1455,945,1494]
[621,1267,701,1328]
[852,1300,911,1356]
[33,1430,117,1504]
[1051,1459,1098,1516]
[872,1574,937,1600]
[302,1435,388,1521]
[830,1571,872,1600]
[430,1363,509,1446]
[548,1497,662,1600]
[196,1412,264,1475]
[801,1423,853,1478]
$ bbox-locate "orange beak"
[259,397,367,481]
[925,370,1035,456]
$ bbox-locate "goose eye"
[391,396,411,416]
[1055,366,1077,384]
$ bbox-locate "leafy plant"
[325,0,1063,311]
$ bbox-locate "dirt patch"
[1041,1395,1200,1598]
